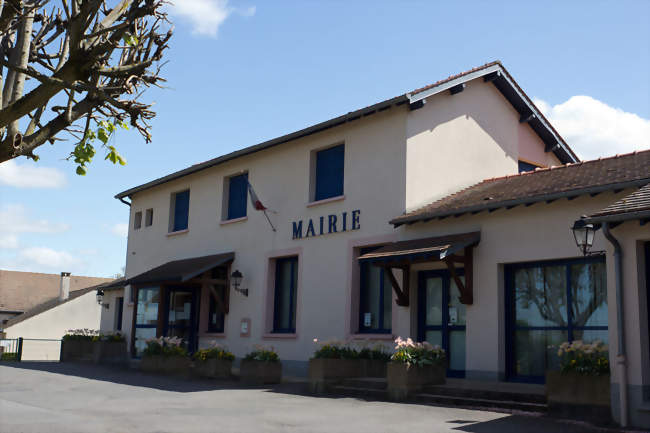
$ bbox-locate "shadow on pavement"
[447,416,603,433]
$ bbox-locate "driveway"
[0,363,614,433]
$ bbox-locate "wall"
[4,291,102,360]
[99,289,125,334]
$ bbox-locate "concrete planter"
[387,362,445,401]
[92,341,127,365]
[193,358,233,379]
[240,360,282,385]
[546,370,611,422]
[60,340,94,362]
[141,355,191,376]
[308,358,362,393]
[361,359,388,377]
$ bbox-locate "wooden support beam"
[443,248,473,305]
[207,283,229,314]
[519,113,536,123]
[545,142,561,153]
[382,266,409,306]
[449,83,465,95]
[409,100,425,111]
[483,71,501,82]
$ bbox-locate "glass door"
[164,287,199,353]
[418,270,466,377]
[134,287,160,357]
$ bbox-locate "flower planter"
[141,355,191,376]
[240,360,282,385]
[546,370,611,422]
[386,362,445,401]
[361,359,388,378]
[60,340,94,362]
[193,358,233,379]
[308,358,363,393]
[92,341,127,365]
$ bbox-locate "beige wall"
[4,291,102,360]
[99,289,125,334]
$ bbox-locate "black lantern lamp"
[96,289,109,309]
[571,217,596,256]
[231,270,247,297]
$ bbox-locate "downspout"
[602,222,628,427]
[118,197,131,207]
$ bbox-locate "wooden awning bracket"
[443,246,473,305]
[199,271,229,314]
[382,265,410,307]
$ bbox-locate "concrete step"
[415,392,548,413]
[339,377,387,390]
[423,384,547,404]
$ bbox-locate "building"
[0,270,111,325]
[109,61,650,427]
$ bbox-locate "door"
[164,287,200,353]
[418,270,466,377]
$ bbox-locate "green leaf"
[97,128,109,144]
[76,166,87,176]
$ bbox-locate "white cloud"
[169,0,255,37]
[0,159,66,188]
[533,95,650,161]
[16,247,81,270]
[111,223,128,238]
[0,204,69,236]
[0,234,19,249]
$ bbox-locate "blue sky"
[1,0,649,278]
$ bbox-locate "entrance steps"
[331,377,548,414]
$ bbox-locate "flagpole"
[263,210,276,232]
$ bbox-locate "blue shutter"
[173,190,190,231]
[315,144,344,201]
[227,174,248,220]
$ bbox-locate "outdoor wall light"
[231,270,248,297]
[96,289,109,309]
[571,217,596,256]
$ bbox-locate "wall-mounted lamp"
[571,217,596,256]
[96,289,109,309]
[231,269,248,297]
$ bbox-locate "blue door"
[418,270,466,377]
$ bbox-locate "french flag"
[247,180,267,211]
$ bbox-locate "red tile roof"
[391,150,650,226]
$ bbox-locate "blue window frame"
[207,267,227,333]
[358,247,391,333]
[172,190,190,232]
[505,256,607,383]
[116,297,124,331]
[273,256,298,333]
[227,173,248,220]
[133,287,160,357]
[518,160,539,173]
[314,144,344,201]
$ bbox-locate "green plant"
[357,342,392,362]
[244,345,280,363]
[556,340,609,376]
[192,344,235,362]
[62,329,99,341]
[312,339,360,360]
[91,332,126,342]
[390,337,445,367]
[1,352,18,361]
[143,337,188,358]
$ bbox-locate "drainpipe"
[602,222,628,427]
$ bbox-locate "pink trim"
[349,333,395,341]
[263,333,298,339]
[263,247,303,336]
[345,234,400,338]
[166,228,189,237]
[220,216,248,226]
[307,195,345,208]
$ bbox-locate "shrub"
[390,337,445,367]
[91,332,126,342]
[1,352,18,361]
[357,342,392,362]
[556,340,609,376]
[192,344,235,362]
[143,336,187,358]
[312,339,360,360]
[62,329,99,341]
[244,345,279,363]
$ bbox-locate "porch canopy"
[358,232,480,306]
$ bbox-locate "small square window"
[225,173,248,220]
[313,144,344,201]
[145,208,153,227]
[134,211,142,230]
[169,190,190,232]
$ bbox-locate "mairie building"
[104,61,650,427]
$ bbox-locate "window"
[358,248,391,333]
[170,190,190,232]
[505,256,607,382]
[518,160,539,173]
[314,144,344,201]
[207,267,227,333]
[115,297,124,331]
[273,257,298,333]
[134,211,142,230]
[226,173,248,220]
[145,208,154,227]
